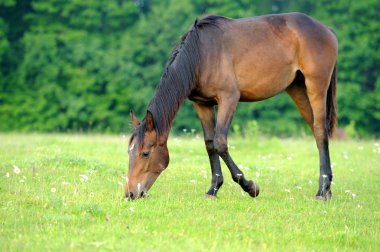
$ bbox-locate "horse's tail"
[326,64,337,137]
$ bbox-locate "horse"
[126,12,338,201]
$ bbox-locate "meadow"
[0,133,379,251]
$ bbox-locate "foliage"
[0,0,379,137]
[245,120,260,140]
[1,134,379,250]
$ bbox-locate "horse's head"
[126,110,169,200]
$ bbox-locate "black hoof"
[205,194,217,199]
[247,181,260,198]
[315,190,332,201]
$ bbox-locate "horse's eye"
[142,151,150,158]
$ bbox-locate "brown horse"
[127,13,338,200]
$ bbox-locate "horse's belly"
[237,66,296,102]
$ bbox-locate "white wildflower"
[13,165,21,174]
[51,187,57,193]
[118,181,124,187]
[79,174,88,182]
[6,172,10,178]
[90,192,94,198]
[285,189,291,193]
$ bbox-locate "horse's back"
[194,13,337,102]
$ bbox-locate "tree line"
[0,0,379,137]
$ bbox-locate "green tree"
[0,0,379,137]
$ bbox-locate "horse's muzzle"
[125,191,146,200]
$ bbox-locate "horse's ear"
[146,110,155,132]
[130,110,140,128]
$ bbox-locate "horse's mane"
[134,15,228,146]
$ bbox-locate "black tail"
[326,64,337,137]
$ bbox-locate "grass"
[0,133,379,251]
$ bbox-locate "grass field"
[0,133,379,251]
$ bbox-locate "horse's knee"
[214,135,228,155]
[205,140,215,154]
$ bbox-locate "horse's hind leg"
[305,76,333,200]
[286,72,313,131]
[193,103,224,197]
[213,94,259,198]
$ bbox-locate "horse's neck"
[147,36,199,139]
[147,79,192,140]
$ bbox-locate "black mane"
[134,15,228,145]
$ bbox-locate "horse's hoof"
[205,194,217,199]
[248,181,260,198]
[315,190,332,201]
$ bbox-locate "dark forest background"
[0,0,379,137]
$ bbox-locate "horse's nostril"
[140,191,145,198]
[129,192,134,199]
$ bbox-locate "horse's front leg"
[193,103,224,197]
[214,94,260,198]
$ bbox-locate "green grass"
[1,133,379,251]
